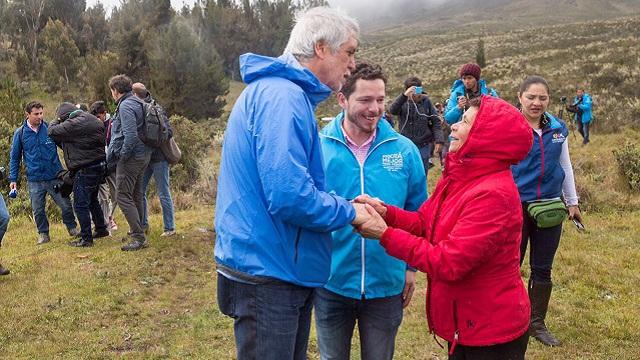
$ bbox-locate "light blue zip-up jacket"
[319,113,427,299]
[214,53,356,288]
[573,93,593,124]
[444,79,498,124]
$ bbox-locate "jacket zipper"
[293,227,302,263]
[448,300,460,356]
[536,131,545,199]
[321,132,395,297]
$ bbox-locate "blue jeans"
[418,143,433,178]
[216,273,314,360]
[314,288,403,360]
[73,164,108,242]
[142,160,175,232]
[520,204,563,283]
[0,194,9,246]
[27,179,77,235]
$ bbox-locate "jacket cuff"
[383,204,396,225]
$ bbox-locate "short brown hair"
[25,101,44,114]
[340,62,387,99]
[108,74,133,94]
[403,76,422,89]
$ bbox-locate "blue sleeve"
[119,101,139,160]
[490,88,499,98]
[404,145,428,212]
[254,92,355,232]
[578,95,592,111]
[9,129,22,182]
[444,91,462,125]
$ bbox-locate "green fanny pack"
[526,198,568,228]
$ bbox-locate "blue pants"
[0,194,9,246]
[520,204,563,283]
[418,143,433,178]
[73,165,108,242]
[27,179,77,235]
[142,160,175,232]
[216,273,314,360]
[314,287,403,360]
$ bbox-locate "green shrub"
[613,142,640,192]
[167,115,213,191]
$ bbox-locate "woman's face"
[449,106,478,152]
[518,83,549,123]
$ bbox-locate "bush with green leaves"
[613,142,640,192]
[167,115,212,191]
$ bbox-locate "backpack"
[133,98,169,148]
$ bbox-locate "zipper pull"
[448,330,460,356]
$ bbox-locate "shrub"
[613,142,640,192]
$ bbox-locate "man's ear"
[314,41,329,60]
[337,91,348,109]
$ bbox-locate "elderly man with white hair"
[214,6,368,360]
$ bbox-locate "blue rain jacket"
[444,79,498,124]
[9,121,62,182]
[573,93,593,124]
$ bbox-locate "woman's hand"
[568,205,582,223]
[356,204,388,240]
[353,194,387,218]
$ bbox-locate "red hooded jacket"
[380,96,533,350]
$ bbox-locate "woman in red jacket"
[356,95,533,359]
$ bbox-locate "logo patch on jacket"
[552,133,566,143]
[382,153,403,172]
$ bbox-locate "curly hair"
[340,62,387,99]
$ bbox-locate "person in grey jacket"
[107,74,153,251]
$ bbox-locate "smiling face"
[314,35,358,92]
[518,83,550,125]
[449,105,478,152]
[339,78,385,142]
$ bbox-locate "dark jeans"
[0,193,9,246]
[216,273,314,360]
[27,179,77,235]
[418,143,433,177]
[520,204,563,283]
[314,287,403,360]
[577,121,590,144]
[448,331,529,360]
[116,154,151,241]
[73,164,108,242]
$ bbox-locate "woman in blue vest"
[512,76,584,347]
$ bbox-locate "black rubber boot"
[0,264,9,276]
[529,279,561,346]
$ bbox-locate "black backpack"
[133,97,169,148]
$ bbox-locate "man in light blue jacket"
[214,7,368,360]
[444,62,498,125]
[573,88,593,145]
[316,62,427,360]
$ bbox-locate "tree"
[7,0,47,71]
[475,38,486,68]
[149,18,228,120]
[40,19,80,93]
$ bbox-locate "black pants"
[448,331,529,360]
[520,204,563,283]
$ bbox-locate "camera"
[415,86,422,94]
[560,96,567,103]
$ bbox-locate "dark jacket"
[107,92,150,163]
[9,121,62,182]
[389,93,444,147]
[48,112,106,171]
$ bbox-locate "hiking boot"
[529,280,561,347]
[121,238,148,251]
[68,239,93,247]
[0,264,9,276]
[93,229,111,239]
[37,233,51,245]
[68,227,81,238]
[160,230,176,237]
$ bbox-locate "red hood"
[446,95,533,181]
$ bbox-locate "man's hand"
[434,143,442,155]
[9,182,17,191]
[355,204,387,239]
[353,194,387,218]
[402,270,416,308]
[457,96,467,110]
[568,205,582,223]
[351,202,372,226]
[404,86,416,98]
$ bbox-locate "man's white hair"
[283,6,359,60]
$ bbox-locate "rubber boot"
[0,263,9,276]
[528,279,561,346]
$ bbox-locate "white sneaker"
[160,230,176,237]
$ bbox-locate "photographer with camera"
[48,103,110,247]
[8,101,79,245]
[443,63,498,125]
[0,167,10,275]
[568,88,593,145]
[389,76,444,178]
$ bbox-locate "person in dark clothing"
[49,102,110,247]
[91,101,118,233]
[132,83,176,237]
[389,77,444,177]
[434,102,450,170]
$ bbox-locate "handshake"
[350,195,389,240]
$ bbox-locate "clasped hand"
[350,195,388,240]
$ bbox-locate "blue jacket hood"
[240,53,332,108]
